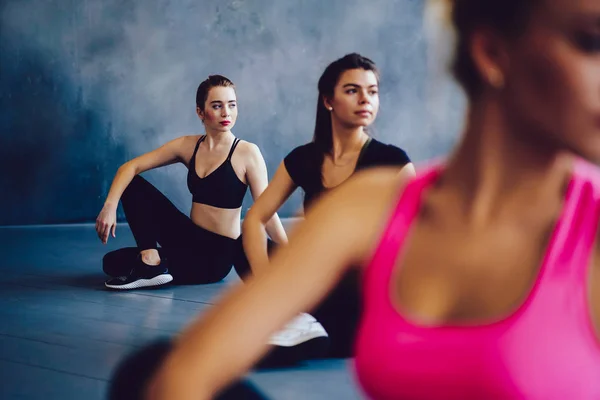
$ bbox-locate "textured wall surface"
[0,0,465,225]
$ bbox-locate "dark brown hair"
[449,0,538,96]
[195,75,235,111]
[313,53,380,155]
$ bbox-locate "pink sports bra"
[354,159,600,400]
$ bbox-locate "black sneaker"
[105,258,173,290]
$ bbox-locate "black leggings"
[102,175,262,284]
[106,175,358,358]
[311,268,361,358]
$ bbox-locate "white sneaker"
[268,313,328,347]
[283,312,317,329]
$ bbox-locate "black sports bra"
[186,136,248,209]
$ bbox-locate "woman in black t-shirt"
[106,55,416,399]
[241,53,415,359]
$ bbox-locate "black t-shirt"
[283,138,411,211]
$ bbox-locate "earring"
[488,69,505,89]
[328,107,333,111]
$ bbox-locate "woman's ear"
[470,28,510,90]
[196,106,205,122]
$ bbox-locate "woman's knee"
[121,174,148,202]
[232,237,277,281]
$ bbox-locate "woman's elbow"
[242,208,262,231]
[119,161,138,176]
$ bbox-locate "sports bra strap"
[189,135,205,164]
[195,135,206,151]
[227,138,241,161]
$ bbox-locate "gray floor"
[0,224,363,399]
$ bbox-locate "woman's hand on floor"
[96,203,117,244]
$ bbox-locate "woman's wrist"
[103,200,118,210]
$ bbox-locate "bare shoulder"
[162,135,202,166]
[234,140,264,165]
[163,134,201,151]
[235,140,261,156]
[302,166,410,265]
[178,134,203,146]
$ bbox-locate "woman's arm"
[96,135,189,243]
[243,159,297,274]
[243,145,293,269]
[147,167,405,400]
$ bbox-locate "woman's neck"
[330,118,369,161]
[203,130,234,150]
[440,96,572,227]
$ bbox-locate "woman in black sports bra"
[241,53,416,359]
[105,56,416,399]
[95,75,287,290]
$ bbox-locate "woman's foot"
[105,255,173,290]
